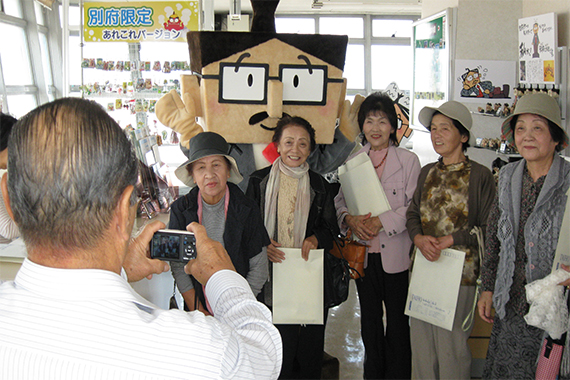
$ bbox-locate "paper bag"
[405,248,465,331]
[338,153,391,217]
[272,248,324,325]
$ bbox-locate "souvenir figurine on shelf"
[136,78,145,91]
[135,99,144,113]
[144,78,153,90]
[493,103,501,117]
[163,61,171,73]
[502,103,511,117]
[485,102,494,114]
[153,61,161,71]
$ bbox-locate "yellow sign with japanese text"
[84,1,199,43]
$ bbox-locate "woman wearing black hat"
[169,132,270,313]
[478,93,570,378]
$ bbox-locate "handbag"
[323,250,350,308]
[536,334,565,380]
[330,230,366,279]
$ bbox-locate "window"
[0,0,57,117]
[320,17,364,39]
[372,19,413,38]
[275,18,315,34]
[371,45,412,90]
[275,14,418,96]
[0,24,34,86]
[6,94,37,118]
[2,0,22,18]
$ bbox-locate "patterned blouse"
[419,159,477,285]
[482,166,546,316]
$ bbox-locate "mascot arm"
[307,128,356,175]
[155,75,204,148]
[338,94,365,143]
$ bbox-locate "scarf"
[264,157,310,248]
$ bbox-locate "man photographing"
[0,98,282,379]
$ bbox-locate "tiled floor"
[324,280,365,380]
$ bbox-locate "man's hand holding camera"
[124,221,170,282]
[183,222,236,285]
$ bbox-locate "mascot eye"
[220,64,267,103]
[281,67,326,105]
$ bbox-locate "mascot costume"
[156,0,364,190]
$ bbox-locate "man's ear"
[115,185,135,242]
[1,173,15,222]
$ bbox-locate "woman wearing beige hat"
[406,100,496,379]
[478,93,570,378]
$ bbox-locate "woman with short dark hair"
[247,115,339,379]
[334,92,421,379]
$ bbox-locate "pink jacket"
[335,143,421,273]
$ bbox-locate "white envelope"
[272,248,324,325]
[338,153,391,217]
[405,248,466,331]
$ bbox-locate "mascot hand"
[156,89,203,149]
[338,93,365,142]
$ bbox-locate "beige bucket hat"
[174,132,243,187]
[418,101,475,145]
[501,92,567,149]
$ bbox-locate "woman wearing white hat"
[478,93,570,378]
[406,100,496,379]
[169,131,270,313]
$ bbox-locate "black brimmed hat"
[174,132,243,187]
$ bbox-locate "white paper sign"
[405,248,466,331]
[272,248,324,325]
[338,153,391,217]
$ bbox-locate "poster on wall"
[518,12,557,84]
[411,9,452,129]
[84,1,199,43]
[452,60,516,102]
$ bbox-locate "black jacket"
[169,182,270,280]
[246,166,339,252]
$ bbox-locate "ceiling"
[213,0,422,15]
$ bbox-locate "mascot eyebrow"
[297,55,314,74]
[233,53,252,72]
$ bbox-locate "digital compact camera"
[150,229,196,262]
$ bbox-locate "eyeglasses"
[201,55,343,106]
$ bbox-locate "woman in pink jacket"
[335,92,420,379]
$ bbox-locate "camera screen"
[151,234,180,260]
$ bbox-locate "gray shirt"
[171,195,268,296]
